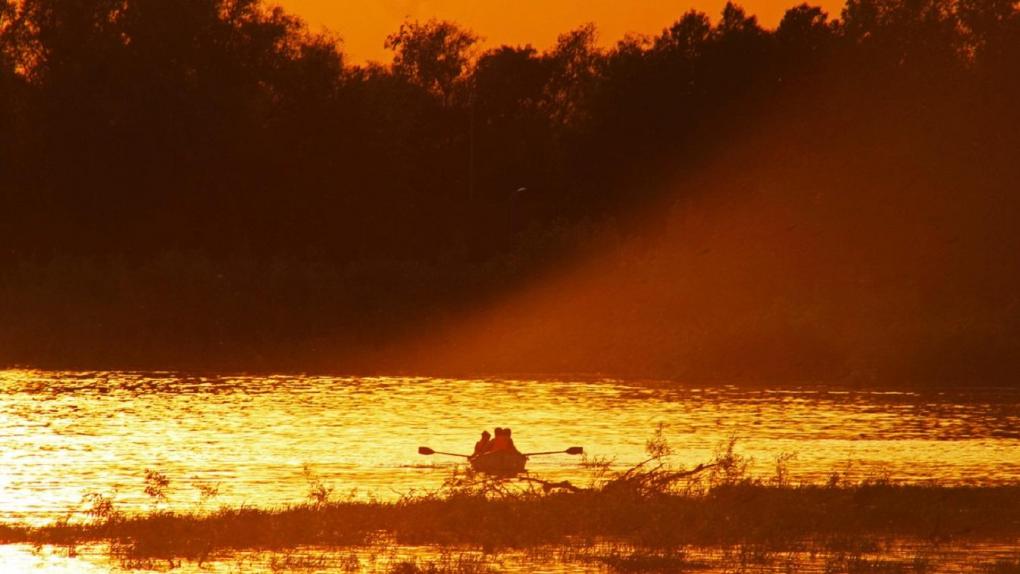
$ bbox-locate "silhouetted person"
[504,428,522,455]
[486,427,521,455]
[472,430,492,456]
[485,427,507,453]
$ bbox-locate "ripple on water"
[1,369,1019,523]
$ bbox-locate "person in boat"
[485,427,522,455]
[472,430,492,457]
[503,428,522,455]
[483,427,504,454]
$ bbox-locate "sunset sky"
[279,0,846,63]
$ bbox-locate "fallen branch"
[516,476,585,493]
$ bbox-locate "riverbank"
[5,481,1019,562]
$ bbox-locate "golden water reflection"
[1,541,1018,573]
[1,370,1019,524]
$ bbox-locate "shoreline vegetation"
[3,438,1019,569]
[1,0,1019,383]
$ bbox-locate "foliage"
[0,0,1018,379]
[143,469,170,507]
[81,491,120,523]
[302,463,334,507]
[385,19,478,102]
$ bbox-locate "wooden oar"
[522,446,584,456]
[418,446,471,458]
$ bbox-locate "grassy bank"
[4,481,1019,561]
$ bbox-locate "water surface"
[2,541,1019,573]
[1,370,1019,523]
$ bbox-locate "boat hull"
[469,451,527,475]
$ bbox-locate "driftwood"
[604,461,721,495]
[514,461,720,495]
[516,476,586,493]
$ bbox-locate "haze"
[393,106,1020,385]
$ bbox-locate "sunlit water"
[1,541,1019,573]
[1,369,1019,525]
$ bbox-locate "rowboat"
[469,450,527,475]
[417,445,581,475]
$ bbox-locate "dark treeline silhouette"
[0,0,1018,377]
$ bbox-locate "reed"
[5,480,1020,560]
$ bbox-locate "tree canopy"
[0,0,1018,380]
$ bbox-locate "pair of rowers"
[472,427,521,457]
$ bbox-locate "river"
[2,369,1019,525]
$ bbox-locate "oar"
[522,446,584,456]
[418,446,471,458]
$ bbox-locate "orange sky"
[278,0,846,64]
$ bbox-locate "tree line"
[0,0,1018,371]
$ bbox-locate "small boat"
[418,445,581,476]
[469,450,527,475]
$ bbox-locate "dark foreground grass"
[3,482,1019,560]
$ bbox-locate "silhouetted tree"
[654,10,712,59]
[471,45,554,206]
[1,0,1019,377]
[958,0,1019,62]
[841,0,960,64]
[718,2,764,38]
[384,19,478,104]
[473,46,548,121]
[778,4,832,51]
[544,23,601,126]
